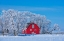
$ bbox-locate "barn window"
[32,32,36,34]
[32,32,34,34]
[32,24,34,28]
[30,29,32,31]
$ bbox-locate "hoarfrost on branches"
[0,9,60,35]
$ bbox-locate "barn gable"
[22,23,40,34]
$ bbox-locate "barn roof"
[26,22,40,29]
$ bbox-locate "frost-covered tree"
[0,9,60,35]
[51,24,60,31]
[1,9,18,35]
[0,17,3,32]
[49,24,60,34]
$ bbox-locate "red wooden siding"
[22,23,40,34]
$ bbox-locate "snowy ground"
[0,34,64,41]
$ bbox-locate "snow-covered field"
[0,34,64,41]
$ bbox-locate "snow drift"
[0,34,64,41]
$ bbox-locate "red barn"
[22,23,40,34]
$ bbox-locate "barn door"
[32,24,35,34]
